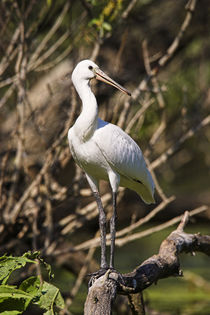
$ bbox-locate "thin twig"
[150,115,210,170]
[116,195,175,238]
[67,239,97,308]
[122,0,138,19]
[125,98,154,134]
[116,205,207,247]
[145,156,168,201]
[158,0,197,68]
[28,2,70,68]
[0,152,9,212]
[52,205,207,256]
[4,5,27,220]
[29,31,70,71]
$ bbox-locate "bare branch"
[29,31,70,71]
[150,115,210,170]
[116,195,175,239]
[52,205,207,256]
[4,4,28,220]
[115,205,208,247]
[28,2,70,68]
[84,210,210,313]
[122,0,138,19]
[158,0,197,68]
[118,211,210,293]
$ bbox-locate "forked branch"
[84,211,210,314]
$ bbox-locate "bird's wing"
[93,120,155,200]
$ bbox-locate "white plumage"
[68,59,155,271]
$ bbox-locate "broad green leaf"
[0,311,20,315]
[0,285,32,314]
[0,254,37,284]
[0,253,64,314]
[37,281,64,313]
[0,285,32,298]
[19,276,41,296]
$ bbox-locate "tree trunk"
[84,271,117,315]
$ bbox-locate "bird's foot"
[87,267,109,288]
[87,267,124,288]
[108,267,125,285]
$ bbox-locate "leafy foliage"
[0,252,64,314]
[89,0,122,37]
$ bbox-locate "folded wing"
[93,120,155,204]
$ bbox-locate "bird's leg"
[109,191,117,269]
[93,191,108,269]
[109,191,125,284]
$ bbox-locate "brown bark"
[84,211,210,314]
[84,271,117,315]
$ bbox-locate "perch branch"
[119,210,210,293]
[84,210,210,314]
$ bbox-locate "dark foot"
[87,267,109,288]
[108,267,125,285]
[87,267,124,288]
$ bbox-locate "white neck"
[74,79,98,141]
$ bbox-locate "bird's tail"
[121,177,155,204]
[134,182,155,204]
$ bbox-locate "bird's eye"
[88,65,93,70]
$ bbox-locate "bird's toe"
[87,267,109,288]
[87,267,125,288]
[108,267,125,284]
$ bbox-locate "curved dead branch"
[84,211,210,314]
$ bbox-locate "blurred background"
[0,0,209,314]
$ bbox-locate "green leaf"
[0,285,32,298]
[0,285,32,314]
[37,281,64,313]
[0,311,20,315]
[89,18,101,27]
[22,251,40,261]
[19,276,41,296]
[0,254,37,285]
[0,253,64,314]
[102,21,112,31]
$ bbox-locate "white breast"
[68,126,110,181]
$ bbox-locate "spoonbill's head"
[72,59,131,96]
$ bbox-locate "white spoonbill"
[68,59,155,274]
